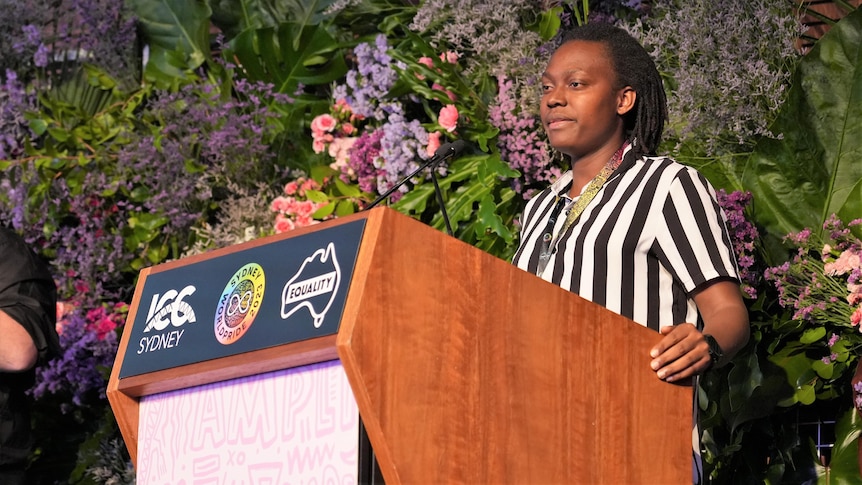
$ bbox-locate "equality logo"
[281,242,341,328]
[214,263,266,345]
[138,285,196,355]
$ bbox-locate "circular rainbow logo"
[214,263,265,345]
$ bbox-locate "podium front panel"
[135,360,359,483]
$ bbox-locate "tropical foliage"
[1,0,861,482]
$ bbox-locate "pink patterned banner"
[137,360,359,484]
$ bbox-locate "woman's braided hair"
[558,22,667,157]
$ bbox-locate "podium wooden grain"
[108,206,690,484]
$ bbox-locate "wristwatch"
[703,334,723,368]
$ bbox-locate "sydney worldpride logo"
[215,262,266,345]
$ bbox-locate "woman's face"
[540,40,633,160]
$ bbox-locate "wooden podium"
[107,206,690,484]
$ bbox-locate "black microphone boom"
[364,139,469,211]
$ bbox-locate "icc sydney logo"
[281,242,341,328]
[214,262,266,345]
[138,285,197,354]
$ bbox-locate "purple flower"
[489,75,560,196]
[333,34,405,121]
[30,306,121,411]
[716,190,760,298]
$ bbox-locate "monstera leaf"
[814,409,862,483]
[209,0,290,38]
[227,23,346,95]
[129,0,212,83]
[209,0,339,40]
[742,7,862,261]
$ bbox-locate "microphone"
[364,139,470,212]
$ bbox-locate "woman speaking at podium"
[512,21,750,483]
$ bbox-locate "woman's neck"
[568,141,626,197]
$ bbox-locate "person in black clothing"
[0,227,60,484]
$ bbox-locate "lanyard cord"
[535,143,628,276]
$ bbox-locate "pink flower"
[311,114,337,135]
[274,213,296,233]
[426,131,442,157]
[852,306,862,327]
[312,138,326,154]
[850,283,862,306]
[438,104,459,132]
[329,137,357,168]
[440,51,460,64]
[55,301,78,336]
[294,215,318,228]
[341,123,356,135]
[270,195,293,213]
[416,56,435,80]
[56,301,75,320]
[825,249,861,276]
[300,178,321,193]
[334,98,352,115]
[296,200,320,218]
[283,181,299,196]
[432,83,457,102]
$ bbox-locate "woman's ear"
[617,86,636,116]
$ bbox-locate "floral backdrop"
[1,0,861,483]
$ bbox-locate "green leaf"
[335,199,356,217]
[534,6,563,41]
[209,0,289,38]
[129,0,212,80]
[304,189,329,203]
[815,409,862,483]
[741,7,862,260]
[147,243,170,264]
[213,0,340,42]
[796,384,817,405]
[477,194,512,240]
[228,23,347,95]
[812,358,835,379]
[801,326,828,344]
[46,127,70,143]
[334,177,362,197]
[312,201,335,219]
[28,118,48,136]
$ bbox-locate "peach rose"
[311,114,337,135]
[432,83,457,102]
[440,51,460,64]
[329,137,357,167]
[312,138,326,154]
[438,105,459,132]
[426,131,442,157]
[274,213,296,234]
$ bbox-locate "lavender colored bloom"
[489,75,560,196]
[30,307,120,410]
[345,129,385,195]
[333,35,405,121]
[33,43,49,68]
[716,189,760,298]
[0,70,37,159]
[375,112,429,199]
[329,35,434,200]
[625,0,803,155]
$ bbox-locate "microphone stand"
[429,169,453,236]
[364,155,442,210]
[364,141,466,211]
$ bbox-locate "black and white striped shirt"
[512,145,739,332]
